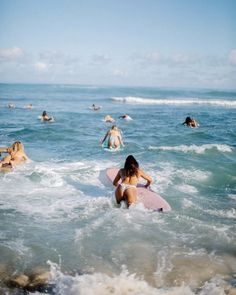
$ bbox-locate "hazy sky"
[0,0,236,88]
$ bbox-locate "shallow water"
[0,84,236,294]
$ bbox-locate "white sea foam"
[45,261,233,295]
[148,144,233,154]
[0,160,114,221]
[3,239,32,258]
[150,162,210,194]
[176,184,198,194]
[228,194,236,200]
[181,198,196,208]
[111,96,236,107]
[205,208,236,219]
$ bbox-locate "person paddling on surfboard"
[101,125,124,149]
[113,155,152,207]
[41,111,54,122]
[182,116,199,128]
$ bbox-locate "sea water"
[0,83,235,294]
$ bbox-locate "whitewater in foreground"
[0,84,235,294]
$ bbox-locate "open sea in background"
[0,83,236,294]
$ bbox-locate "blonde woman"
[101,125,124,149]
[0,141,28,169]
[10,141,28,165]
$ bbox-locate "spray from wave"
[111,96,236,107]
[148,144,233,154]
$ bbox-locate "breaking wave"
[111,96,236,107]
[148,144,233,154]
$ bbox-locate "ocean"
[0,83,235,294]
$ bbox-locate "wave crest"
[148,144,233,154]
[111,96,236,107]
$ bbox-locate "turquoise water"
[0,83,236,294]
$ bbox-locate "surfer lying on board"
[101,125,124,149]
[119,114,133,121]
[113,155,152,207]
[41,111,54,122]
[182,116,199,128]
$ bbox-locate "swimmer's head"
[42,111,47,116]
[111,125,118,130]
[12,141,24,152]
[185,116,192,123]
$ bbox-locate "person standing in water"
[101,125,124,149]
[113,155,152,207]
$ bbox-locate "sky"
[0,0,236,89]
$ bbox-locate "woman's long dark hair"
[124,155,139,177]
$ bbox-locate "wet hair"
[183,116,193,125]
[42,111,47,116]
[124,155,139,177]
[12,141,24,152]
[111,125,118,130]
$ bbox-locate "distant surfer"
[8,103,15,108]
[104,115,115,123]
[40,111,54,122]
[101,125,124,149]
[24,104,33,109]
[113,155,152,207]
[182,116,199,128]
[119,114,133,121]
[91,104,101,111]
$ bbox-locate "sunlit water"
[0,84,236,294]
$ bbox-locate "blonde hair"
[12,141,24,152]
[111,125,118,131]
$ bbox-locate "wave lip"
[148,144,233,154]
[111,96,236,107]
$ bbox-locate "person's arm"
[22,153,29,161]
[101,131,109,144]
[1,154,12,164]
[113,169,121,186]
[118,135,124,147]
[194,120,199,127]
[139,169,152,188]
[0,147,8,153]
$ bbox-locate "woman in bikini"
[101,125,124,149]
[0,141,28,170]
[10,141,28,166]
[113,155,152,207]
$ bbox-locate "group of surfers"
[1,105,199,207]
[0,144,151,207]
[101,115,199,150]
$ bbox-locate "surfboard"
[38,116,55,122]
[106,168,171,212]
[102,140,123,152]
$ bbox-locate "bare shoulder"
[137,168,145,176]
